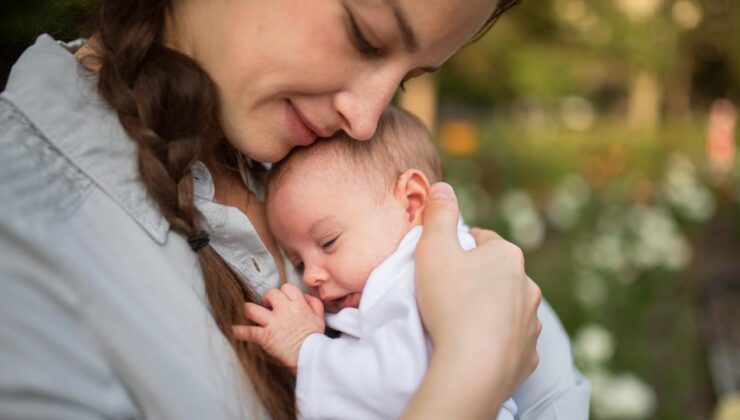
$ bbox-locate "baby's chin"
[323,291,362,313]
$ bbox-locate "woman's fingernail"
[430,183,455,200]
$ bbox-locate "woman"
[0,0,541,418]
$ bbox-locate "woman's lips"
[284,100,318,146]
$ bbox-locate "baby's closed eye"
[321,236,338,250]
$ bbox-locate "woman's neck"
[73,37,102,72]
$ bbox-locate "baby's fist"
[234,284,325,371]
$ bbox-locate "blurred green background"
[2,1,738,419]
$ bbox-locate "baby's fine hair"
[267,106,443,198]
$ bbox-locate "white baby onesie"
[295,223,517,420]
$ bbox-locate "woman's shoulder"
[0,97,93,224]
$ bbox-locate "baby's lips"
[321,294,344,305]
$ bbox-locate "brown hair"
[90,1,295,418]
[267,106,443,201]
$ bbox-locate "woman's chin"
[222,133,292,164]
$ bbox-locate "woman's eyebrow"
[383,0,418,51]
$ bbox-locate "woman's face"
[169,0,495,163]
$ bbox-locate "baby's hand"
[233,283,325,372]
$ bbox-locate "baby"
[238,106,590,419]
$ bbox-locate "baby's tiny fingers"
[243,302,273,326]
[280,283,304,301]
[262,288,289,309]
[233,325,265,344]
[304,294,324,317]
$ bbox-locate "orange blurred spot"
[439,121,481,156]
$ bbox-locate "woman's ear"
[394,169,431,224]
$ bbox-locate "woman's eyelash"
[295,262,305,272]
[348,12,380,56]
[399,81,407,92]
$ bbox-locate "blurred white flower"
[662,154,716,221]
[591,372,657,419]
[590,233,629,274]
[627,206,693,270]
[453,184,495,227]
[617,0,664,22]
[672,0,702,30]
[572,207,634,277]
[547,174,591,230]
[574,324,615,367]
[561,96,596,131]
[574,270,609,308]
[501,190,546,250]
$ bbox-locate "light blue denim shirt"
[0,35,589,420]
[0,34,296,419]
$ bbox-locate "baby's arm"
[233,283,325,372]
[235,283,426,418]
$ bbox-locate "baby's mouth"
[323,292,360,312]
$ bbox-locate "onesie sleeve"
[295,282,429,420]
[513,300,591,419]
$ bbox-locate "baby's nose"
[302,265,328,287]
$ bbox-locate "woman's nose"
[334,73,401,141]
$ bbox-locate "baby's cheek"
[343,261,373,292]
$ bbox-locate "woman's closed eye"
[345,5,381,57]
[342,6,430,93]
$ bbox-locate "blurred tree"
[435,0,740,126]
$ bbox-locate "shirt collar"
[2,34,169,243]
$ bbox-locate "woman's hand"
[233,283,325,372]
[407,182,542,419]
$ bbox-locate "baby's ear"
[394,169,431,224]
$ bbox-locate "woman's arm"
[403,183,542,419]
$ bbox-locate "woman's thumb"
[419,182,460,252]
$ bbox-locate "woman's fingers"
[522,277,543,378]
[469,227,503,245]
[243,302,272,326]
[528,277,543,312]
[233,325,265,344]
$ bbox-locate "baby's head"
[265,106,442,313]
